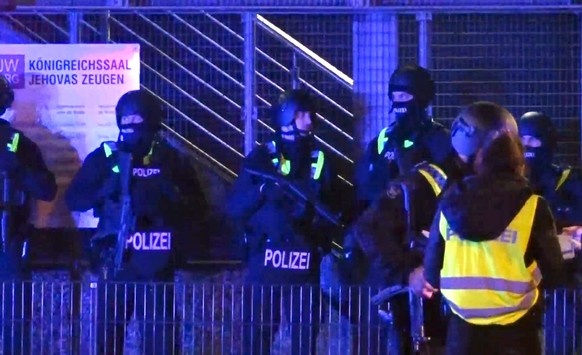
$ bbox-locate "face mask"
[391,100,426,135]
[118,124,156,156]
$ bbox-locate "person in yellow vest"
[422,101,565,355]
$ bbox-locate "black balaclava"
[388,64,435,138]
[518,111,556,178]
[115,90,163,157]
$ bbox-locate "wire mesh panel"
[3,7,582,172]
[431,13,581,166]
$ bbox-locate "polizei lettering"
[263,249,311,270]
[126,232,172,251]
[133,168,161,177]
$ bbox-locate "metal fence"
[0,279,579,354]
[1,5,581,178]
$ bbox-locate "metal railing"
[0,279,579,354]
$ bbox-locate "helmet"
[451,101,517,157]
[388,64,435,109]
[0,76,15,117]
[518,111,557,151]
[270,89,316,128]
[115,89,163,130]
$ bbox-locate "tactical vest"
[377,126,415,156]
[439,195,542,326]
[101,141,156,173]
[266,141,325,180]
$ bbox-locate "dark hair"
[475,130,525,176]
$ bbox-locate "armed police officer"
[66,89,208,353]
[518,111,582,354]
[226,89,348,355]
[355,64,452,210]
[518,112,582,237]
[0,75,57,353]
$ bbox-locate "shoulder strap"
[415,161,448,196]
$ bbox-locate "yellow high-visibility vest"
[439,195,542,325]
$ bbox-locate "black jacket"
[355,120,451,210]
[424,173,565,290]
[529,164,582,227]
[65,138,208,279]
[529,164,582,285]
[225,140,349,282]
[343,160,449,287]
[0,119,57,278]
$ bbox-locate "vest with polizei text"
[439,195,542,326]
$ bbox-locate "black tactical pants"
[0,250,31,355]
[95,271,176,354]
[242,283,320,355]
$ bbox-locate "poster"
[0,44,141,228]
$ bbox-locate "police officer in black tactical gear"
[355,64,452,210]
[341,159,448,355]
[0,75,57,354]
[518,111,582,355]
[66,89,208,353]
[519,112,582,230]
[226,89,348,355]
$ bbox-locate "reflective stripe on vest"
[376,127,415,155]
[6,132,20,153]
[555,168,571,191]
[102,142,120,173]
[438,195,541,326]
[416,163,448,196]
[102,142,156,173]
[268,141,325,180]
[377,127,389,155]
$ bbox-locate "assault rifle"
[371,181,433,355]
[114,151,135,275]
[243,166,346,256]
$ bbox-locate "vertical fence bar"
[68,11,81,44]
[243,12,257,155]
[580,13,582,167]
[416,11,433,116]
[352,10,399,151]
[100,11,111,43]
[291,52,300,90]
